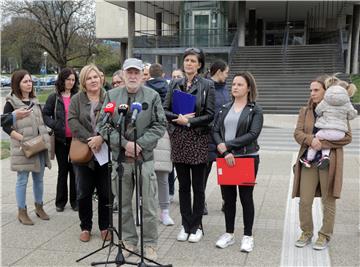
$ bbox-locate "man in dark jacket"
[145,63,169,103]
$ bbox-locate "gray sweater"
[315,85,358,132]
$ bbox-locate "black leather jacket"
[163,76,215,134]
[213,101,263,156]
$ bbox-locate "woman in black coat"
[43,67,78,212]
[213,72,263,252]
[163,48,215,243]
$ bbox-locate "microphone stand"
[132,120,172,267]
[76,116,119,266]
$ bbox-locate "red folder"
[216,157,256,186]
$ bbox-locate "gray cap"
[122,58,143,71]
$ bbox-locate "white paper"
[93,142,109,166]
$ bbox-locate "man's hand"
[125,141,142,158]
[217,143,227,154]
[87,135,104,153]
[13,108,32,120]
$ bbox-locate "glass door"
[193,11,211,47]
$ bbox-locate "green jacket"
[97,86,166,162]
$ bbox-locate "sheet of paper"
[93,142,109,166]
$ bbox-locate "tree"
[2,0,96,69]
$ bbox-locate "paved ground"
[1,115,359,266]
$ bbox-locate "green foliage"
[1,141,11,160]
[350,75,360,103]
[36,89,53,104]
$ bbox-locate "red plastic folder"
[216,158,256,186]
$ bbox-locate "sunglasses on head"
[185,47,201,54]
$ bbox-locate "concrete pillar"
[237,1,246,47]
[345,15,353,74]
[156,12,162,64]
[120,42,127,67]
[351,4,360,74]
[248,9,256,46]
[256,19,263,45]
[127,1,135,58]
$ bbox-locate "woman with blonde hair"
[68,64,111,242]
[3,69,52,225]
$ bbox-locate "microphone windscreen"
[131,102,142,112]
[104,102,116,114]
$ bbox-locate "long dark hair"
[55,67,79,94]
[11,69,35,99]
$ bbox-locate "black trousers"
[73,161,110,231]
[168,168,175,195]
[55,138,76,208]
[175,163,206,234]
[220,156,259,236]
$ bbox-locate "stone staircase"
[228,44,346,114]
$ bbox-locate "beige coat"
[292,104,352,199]
[153,131,172,173]
[6,94,51,172]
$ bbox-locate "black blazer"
[163,76,215,134]
[213,101,263,156]
[43,92,76,143]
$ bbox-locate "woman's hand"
[225,153,235,167]
[10,131,23,142]
[172,114,188,125]
[217,143,227,154]
[311,137,322,151]
[87,135,103,152]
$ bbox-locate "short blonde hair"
[324,74,358,97]
[79,64,101,92]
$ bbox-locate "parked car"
[39,75,58,86]
[1,75,11,87]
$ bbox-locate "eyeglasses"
[112,81,122,86]
[185,47,201,54]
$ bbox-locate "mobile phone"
[26,102,35,110]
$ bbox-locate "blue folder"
[172,89,196,115]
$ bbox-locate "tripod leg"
[76,243,111,262]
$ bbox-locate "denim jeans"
[16,152,45,209]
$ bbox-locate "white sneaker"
[177,226,189,241]
[216,233,235,249]
[160,210,175,226]
[240,235,254,252]
[188,229,203,243]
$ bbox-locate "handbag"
[69,138,93,163]
[21,135,47,158]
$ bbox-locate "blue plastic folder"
[172,89,196,115]
[216,157,256,186]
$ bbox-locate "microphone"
[116,104,129,127]
[130,102,142,124]
[102,102,116,125]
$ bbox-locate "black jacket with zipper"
[212,101,263,157]
[163,76,215,134]
[43,91,76,144]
